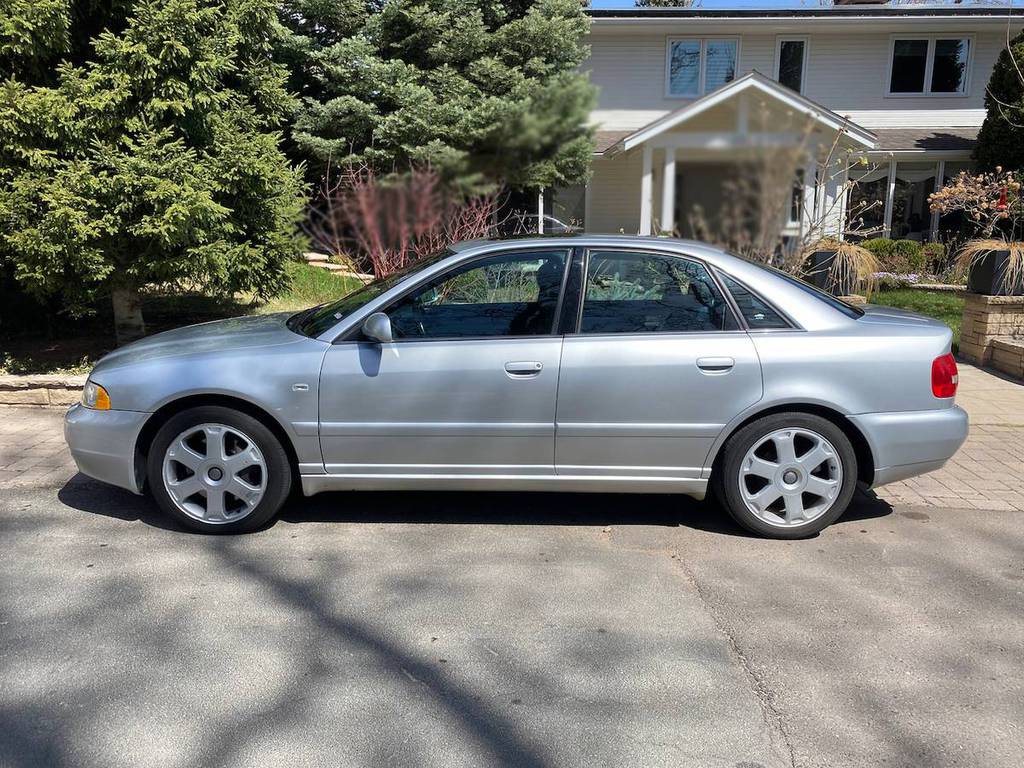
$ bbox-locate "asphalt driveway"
[1,473,1021,768]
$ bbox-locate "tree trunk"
[112,284,146,345]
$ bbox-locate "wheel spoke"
[225,444,261,474]
[798,443,832,472]
[226,476,262,507]
[783,492,805,523]
[805,474,839,499]
[203,425,227,461]
[205,488,227,520]
[742,455,778,480]
[167,436,204,472]
[167,475,203,502]
[745,484,782,511]
[773,432,798,465]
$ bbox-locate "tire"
[713,412,858,539]
[147,406,292,534]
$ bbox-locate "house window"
[776,38,807,93]
[888,37,971,95]
[667,38,739,97]
[790,169,805,225]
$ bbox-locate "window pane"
[669,39,701,96]
[719,275,789,329]
[705,40,737,92]
[890,39,928,93]
[388,251,567,339]
[891,162,937,241]
[790,168,805,224]
[778,40,805,92]
[581,251,737,334]
[931,38,970,93]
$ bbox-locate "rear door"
[554,248,763,479]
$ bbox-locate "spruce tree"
[278,0,595,191]
[0,0,304,342]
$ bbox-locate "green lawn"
[0,261,362,375]
[871,288,964,351]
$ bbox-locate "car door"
[554,248,763,480]
[318,248,570,478]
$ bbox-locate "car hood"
[91,312,308,374]
[859,303,950,330]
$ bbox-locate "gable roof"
[599,72,877,157]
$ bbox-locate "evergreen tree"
[278,0,595,190]
[0,0,304,342]
[975,31,1024,173]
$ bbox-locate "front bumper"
[850,406,969,488]
[64,404,150,494]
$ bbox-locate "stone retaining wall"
[959,293,1024,367]
[991,338,1024,380]
[0,375,86,406]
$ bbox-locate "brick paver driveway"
[2,362,1023,510]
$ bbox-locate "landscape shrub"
[861,238,926,274]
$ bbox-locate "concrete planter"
[804,250,857,297]
[966,249,1023,296]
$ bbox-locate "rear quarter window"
[719,274,791,329]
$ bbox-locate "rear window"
[719,274,790,329]
[743,260,865,319]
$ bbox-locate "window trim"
[574,247,742,337]
[885,33,974,98]
[664,36,742,99]
[774,36,809,95]
[338,247,573,344]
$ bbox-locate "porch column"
[882,158,896,238]
[639,145,653,236]
[930,160,945,241]
[660,146,676,235]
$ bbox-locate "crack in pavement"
[669,550,798,768]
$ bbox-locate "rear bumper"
[849,406,969,488]
[64,404,149,494]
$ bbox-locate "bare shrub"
[304,163,501,278]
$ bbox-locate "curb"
[0,375,86,406]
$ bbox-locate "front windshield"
[293,249,455,338]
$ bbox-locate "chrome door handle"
[696,357,734,373]
[505,361,543,377]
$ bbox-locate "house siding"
[587,27,1012,131]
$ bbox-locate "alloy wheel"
[738,427,843,528]
[161,423,267,524]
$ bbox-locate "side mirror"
[361,312,393,343]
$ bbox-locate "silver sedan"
[65,236,968,538]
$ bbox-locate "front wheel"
[147,406,292,534]
[713,413,858,539]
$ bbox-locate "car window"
[580,251,738,334]
[293,248,455,338]
[386,250,568,339]
[719,274,791,329]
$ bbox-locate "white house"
[555,4,1023,244]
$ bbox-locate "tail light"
[931,353,958,399]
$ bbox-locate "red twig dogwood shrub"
[305,163,501,278]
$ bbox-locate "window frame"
[885,33,974,98]
[570,247,743,337]
[339,247,574,344]
[774,36,809,95]
[664,36,742,99]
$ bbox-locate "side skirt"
[300,473,708,498]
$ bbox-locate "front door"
[555,249,763,479]
[318,249,570,477]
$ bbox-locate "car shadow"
[57,473,894,538]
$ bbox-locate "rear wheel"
[714,412,858,539]
[147,406,291,533]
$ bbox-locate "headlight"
[82,380,111,410]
